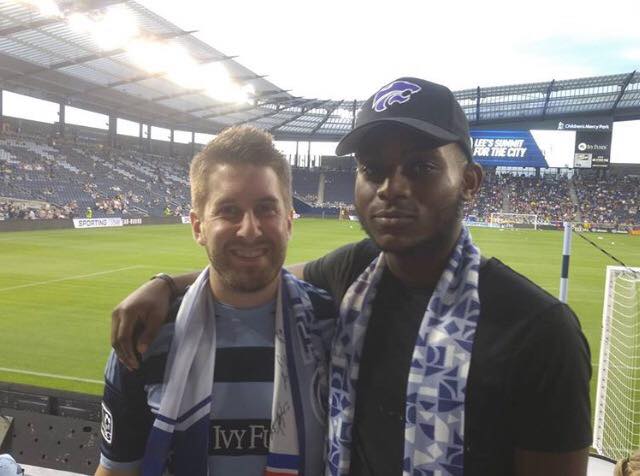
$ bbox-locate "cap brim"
[335,117,459,156]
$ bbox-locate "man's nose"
[377,167,410,201]
[237,211,262,240]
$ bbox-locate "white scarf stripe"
[174,405,212,431]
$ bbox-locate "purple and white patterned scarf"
[326,227,481,476]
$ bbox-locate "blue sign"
[470,130,548,168]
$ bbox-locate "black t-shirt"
[304,238,592,476]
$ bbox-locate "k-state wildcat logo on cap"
[372,80,422,112]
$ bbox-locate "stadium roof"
[1,0,639,142]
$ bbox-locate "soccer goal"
[593,266,640,461]
[489,212,539,229]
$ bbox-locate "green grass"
[0,219,639,421]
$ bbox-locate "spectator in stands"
[0,199,76,221]
[615,449,640,476]
[95,126,334,476]
[574,174,640,229]
[1,136,195,220]
[111,78,592,476]
[503,174,575,223]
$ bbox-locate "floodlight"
[122,30,252,104]
[204,86,229,103]
[66,12,92,33]
[243,84,256,98]
[126,39,166,73]
[66,5,138,50]
[205,80,250,104]
[164,45,201,88]
[200,63,231,85]
[93,5,139,50]
[22,0,62,17]
[230,86,251,104]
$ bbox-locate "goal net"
[593,266,640,460]
[489,212,538,229]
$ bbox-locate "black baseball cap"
[336,77,472,160]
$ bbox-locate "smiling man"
[111,79,592,476]
[95,126,334,476]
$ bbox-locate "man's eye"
[218,205,240,217]
[406,160,437,178]
[255,203,278,216]
[358,164,385,182]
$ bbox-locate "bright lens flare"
[18,0,254,104]
[67,12,92,33]
[202,64,253,104]
[21,0,62,17]
[125,40,166,73]
[66,5,138,50]
[93,5,139,50]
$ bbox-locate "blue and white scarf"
[142,267,332,476]
[327,227,481,476]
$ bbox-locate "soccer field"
[1,219,639,416]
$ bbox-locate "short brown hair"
[189,125,292,214]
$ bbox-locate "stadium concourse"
[1,124,639,231]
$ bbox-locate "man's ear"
[190,210,206,246]
[286,208,294,238]
[461,162,483,201]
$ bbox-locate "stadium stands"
[1,132,639,228]
[574,175,640,227]
[292,167,320,203]
[503,174,576,223]
[463,172,505,221]
[322,170,356,208]
[0,136,191,219]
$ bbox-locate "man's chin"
[223,269,280,293]
[374,238,424,254]
[370,231,450,256]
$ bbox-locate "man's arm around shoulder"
[95,464,139,476]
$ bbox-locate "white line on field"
[0,265,147,292]
[0,367,102,385]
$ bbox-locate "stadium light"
[164,45,203,89]
[125,39,169,73]
[20,0,62,17]
[243,84,256,100]
[125,40,252,103]
[25,0,255,105]
[201,63,253,104]
[66,12,92,33]
[67,5,139,51]
[92,5,139,50]
[205,82,251,104]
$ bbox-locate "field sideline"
[1,219,639,416]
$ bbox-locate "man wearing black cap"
[111,78,591,476]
